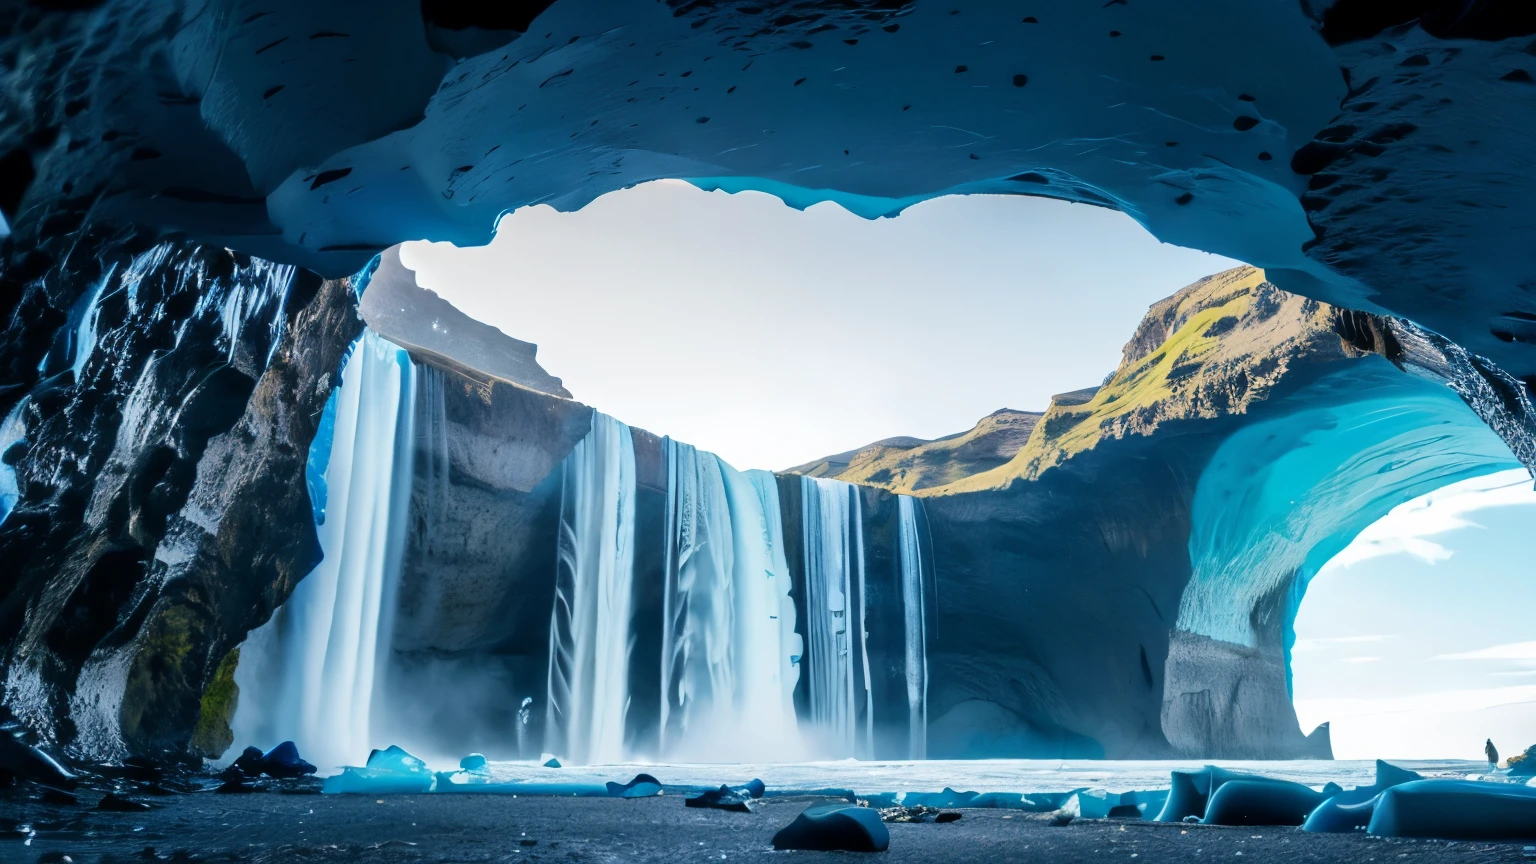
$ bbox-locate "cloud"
[1326,469,1536,569]
[1343,656,1381,664]
[1292,635,1396,654]
[1294,683,1536,720]
[1434,641,1536,662]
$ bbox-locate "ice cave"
[3,0,1536,859]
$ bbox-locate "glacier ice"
[1178,360,1525,685]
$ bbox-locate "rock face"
[790,265,1534,758]
[358,246,570,399]
[789,409,1041,494]
[0,225,362,757]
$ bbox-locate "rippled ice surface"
[479,759,1490,794]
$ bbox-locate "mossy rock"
[190,647,240,759]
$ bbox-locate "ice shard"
[228,330,417,771]
[800,476,872,758]
[545,413,637,766]
[658,440,800,760]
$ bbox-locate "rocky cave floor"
[3,785,1532,864]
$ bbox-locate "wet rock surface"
[0,226,363,759]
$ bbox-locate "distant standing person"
[1486,738,1499,767]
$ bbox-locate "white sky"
[1293,469,1536,760]
[402,181,1238,471]
[404,182,1536,761]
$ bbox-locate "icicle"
[897,495,928,760]
[228,330,416,771]
[545,413,637,766]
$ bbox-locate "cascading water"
[0,396,28,525]
[799,476,872,759]
[545,413,637,766]
[659,441,801,761]
[897,495,929,760]
[228,330,417,771]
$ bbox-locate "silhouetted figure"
[1486,738,1499,767]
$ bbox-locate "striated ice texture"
[800,476,872,759]
[546,413,638,766]
[229,330,416,771]
[659,440,801,761]
[1178,358,1523,683]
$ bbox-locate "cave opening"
[1291,470,1536,762]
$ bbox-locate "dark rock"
[878,804,938,823]
[232,746,265,776]
[40,788,78,806]
[935,811,963,823]
[685,785,753,813]
[215,777,258,794]
[97,792,152,812]
[1106,804,1142,819]
[0,725,75,788]
[772,804,889,852]
[258,741,317,778]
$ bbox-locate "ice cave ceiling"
[3,0,1535,385]
[2,0,1536,765]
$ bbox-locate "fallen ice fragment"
[1202,780,1324,827]
[1368,779,1536,840]
[322,745,436,795]
[773,804,889,852]
[607,773,663,798]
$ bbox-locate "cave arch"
[1166,356,1525,758]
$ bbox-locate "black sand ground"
[2,791,1531,863]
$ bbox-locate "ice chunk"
[1202,779,1324,826]
[1304,760,1423,834]
[606,773,663,798]
[1369,779,1536,840]
[773,804,889,852]
[322,745,435,795]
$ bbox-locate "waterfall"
[0,396,29,525]
[659,441,800,761]
[799,476,871,759]
[228,330,416,770]
[897,495,928,760]
[545,413,637,766]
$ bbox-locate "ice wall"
[545,413,637,766]
[228,330,416,771]
[799,476,873,759]
[1179,359,1524,661]
[658,441,800,761]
